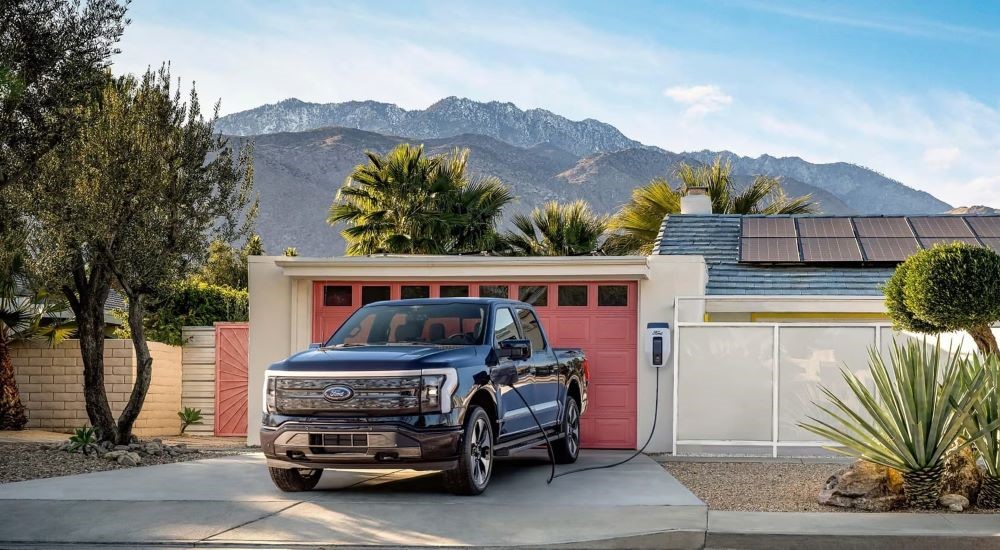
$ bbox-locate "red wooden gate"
[214,322,249,436]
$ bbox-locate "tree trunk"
[66,267,118,443]
[0,330,28,430]
[116,294,151,444]
[967,324,999,357]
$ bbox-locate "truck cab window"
[516,308,546,351]
[493,308,520,344]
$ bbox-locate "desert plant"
[329,144,512,255]
[68,426,99,455]
[603,156,817,255]
[957,353,1000,508]
[282,247,298,257]
[503,200,608,256]
[884,242,1000,355]
[177,407,204,434]
[800,339,993,509]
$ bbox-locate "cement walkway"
[0,450,707,549]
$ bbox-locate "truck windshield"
[325,302,488,346]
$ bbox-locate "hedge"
[116,280,248,346]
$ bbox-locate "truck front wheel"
[444,406,493,495]
[553,398,581,464]
[268,467,323,492]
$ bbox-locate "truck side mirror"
[498,339,532,360]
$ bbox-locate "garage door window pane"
[518,285,548,306]
[479,285,509,299]
[598,285,628,307]
[401,285,430,299]
[323,285,352,307]
[558,285,588,306]
[440,285,469,298]
[361,286,391,305]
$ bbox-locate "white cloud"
[663,85,733,117]
[922,147,961,169]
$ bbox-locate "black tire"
[268,467,323,492]
[552,398,581,464]
[444,406,494,495]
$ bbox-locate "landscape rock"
[102,450,127,461]
[818,460,905,512]
[940,493,969,512]
[113,445,129,451]
[144,442,163,456]
[117,452,141,467]
[940,447,982,504]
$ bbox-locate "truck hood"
[267,345,480,373]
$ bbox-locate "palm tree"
[503,200,608,256]
[329,144,513,255]
[604,156,817,255]
[1,254,74,430]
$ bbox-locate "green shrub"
[177,407,204,434]
[117,280,248,346]
[884,243,1000,355]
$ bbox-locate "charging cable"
[502,367,661,484]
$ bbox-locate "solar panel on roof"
[966,217,1000,238]
[853,217,913,237]
[800,238,863,262]
[979,238,1000,251]
[740,238,800,262]
[860,237,921,262]
[918,237,982,248]
[908,217,975,238]
[742,218,796,237]
[797,218,855,238]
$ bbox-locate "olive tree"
[26,67,256,443]
[884,243,1000,355]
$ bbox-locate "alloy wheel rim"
[470,417,492,486]
[567,404,580,456]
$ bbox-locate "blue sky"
[115,0,1000,208]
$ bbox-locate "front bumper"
[261,421,462,470]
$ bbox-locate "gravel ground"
[0,442,255,484]
[662,461,1000,514]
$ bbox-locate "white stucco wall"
[247,257,295,445]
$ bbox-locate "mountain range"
[216,97,954,256]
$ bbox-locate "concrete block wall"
[11,339,183,436]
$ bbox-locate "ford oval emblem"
[323,385,354,402]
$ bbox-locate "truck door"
[516,307,560,427]
[493,306,537,436]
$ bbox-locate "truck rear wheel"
[268,467,323,492]
[553,398,580,464]
[444,406,493,495]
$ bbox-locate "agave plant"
[177,407,204,434]
[68,426,99,455]
[800,339,992,509]
[957,353,1000,508]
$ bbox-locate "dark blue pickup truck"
[261,298,588,495]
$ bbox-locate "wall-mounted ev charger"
[645,322,671,368]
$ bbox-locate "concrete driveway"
[0,450,707,549]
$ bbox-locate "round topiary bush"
[884,242,1000,355]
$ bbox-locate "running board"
[494,428,563,456]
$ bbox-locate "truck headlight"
[420,369,457,414]
[265,376,276,413]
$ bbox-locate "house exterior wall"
[12,339,183,436]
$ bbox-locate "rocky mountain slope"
[217,97,641,157]
[681,150,950,216]
[216,97,955,255]
[947,205,1000,215]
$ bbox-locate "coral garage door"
[311,281,637,449]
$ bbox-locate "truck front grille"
[274,376,421,415]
